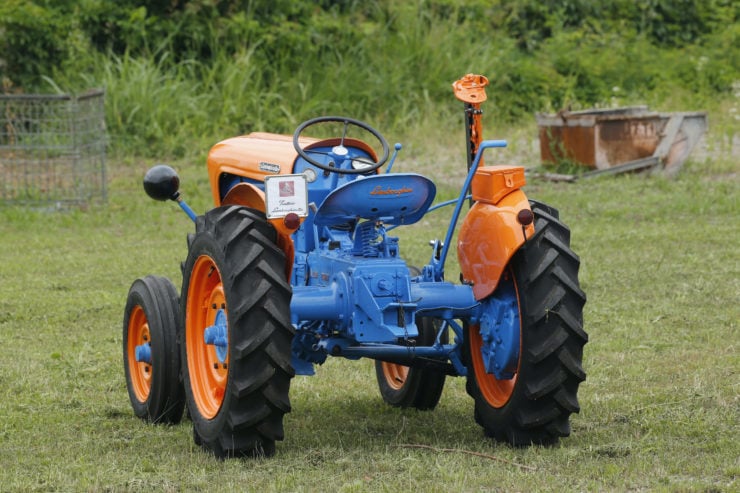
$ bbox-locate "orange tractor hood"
[207,132,318,206]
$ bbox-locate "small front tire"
[123,275,185,424]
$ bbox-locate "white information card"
[264,174,309,219]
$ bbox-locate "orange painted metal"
[381,362,409,391]
[453,75,533,301]
[185,255,228,420]
[458,186,534,301]
[221,181,266,210]
[127,305,152,403]
[303,137,379,164]
[207,133,380,206]
[453,74,489,168]
[470,165,527,205]
[275,233,296,281]
[207,132,315,205]
[452,74,489,104]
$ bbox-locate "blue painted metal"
[135,343,151,364]
[477,277,520,379]
[385,143,403,173]
[176,198,198,223]
[159,132,522,380]
[313,173,436,227]
[445,320,468,376]
[284,138,521,378]
[331,342,454,360]
[204,309,228,364]
[435,140,507,281]
[426,195,471,214]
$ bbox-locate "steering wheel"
[293,116,390,175]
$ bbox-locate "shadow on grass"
[282,385,486,453]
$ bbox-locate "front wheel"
[180,206,294,458]
[123,275,184,424]
[464,201,587,446]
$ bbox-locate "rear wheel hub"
[478,284,520,380]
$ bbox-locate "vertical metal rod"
[464,103,475,173]
[435,140,507,280]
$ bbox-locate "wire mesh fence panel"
[0,90,107,206]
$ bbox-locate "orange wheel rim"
[381,362,410,391]
[186,255,229,419]
[469,325,518,407]
[127,305,152,403]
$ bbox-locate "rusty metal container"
[536,106,707,175]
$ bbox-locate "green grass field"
[0,119,737,491]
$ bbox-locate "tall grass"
[47,3,734,160]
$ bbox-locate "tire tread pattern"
[182,206,294,458]
[465,201,587,446]
[123,275,185,424]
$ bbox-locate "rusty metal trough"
[536,106,707,176]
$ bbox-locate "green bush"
[0,1,67,89]
[1,0,736,157]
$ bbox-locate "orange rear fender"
[457,167,533,300]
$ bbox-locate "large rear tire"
[123,275,185,424]
[464,201,587,446]
[181,206,294,458]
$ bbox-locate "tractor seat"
[313,173,436,227]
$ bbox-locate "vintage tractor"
[123,74,587,458]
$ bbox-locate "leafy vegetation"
[1,0,737,157]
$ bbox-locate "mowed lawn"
[0,127,737,491]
